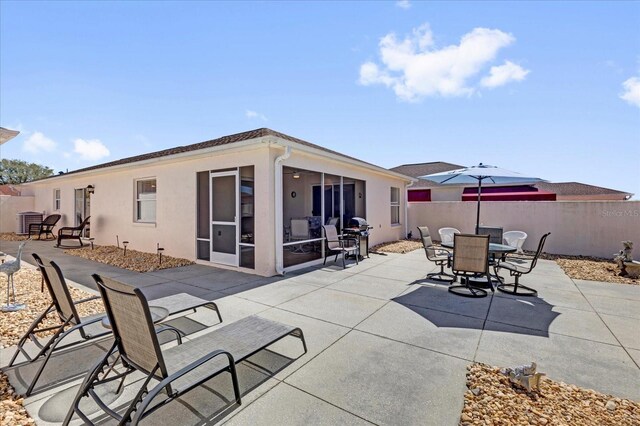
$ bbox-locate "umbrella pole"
[475,178,482,234]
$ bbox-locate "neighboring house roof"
[0,127,20,145]
[27,128,415,183]
[390,162,464,188]
[535,182,632,198]
[0,185,22,196]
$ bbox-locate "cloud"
[396,0,411,9]
[480,60,530,88]
[73,138,110,161]
[359,24,527,101]
[246,110,268,122]
[620,76,640,107]
[23,131,57,153]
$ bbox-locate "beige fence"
[0,195,36,233]
[408,201,640,259]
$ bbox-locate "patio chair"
[494,232,551,297]
[64,274,307,426]
[323,224,359,268]
[476,225,503,244]
[417,226,454,283]
[56,216,90,248]
[6,254,110,396]
[448,234,492,298]
[438,227,460,245]
[8,254,223,396]
[290,218,310,253]
[503,230,527,253]
[28,214,61,240]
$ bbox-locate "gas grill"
[343,217,373,259]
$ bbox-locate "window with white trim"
[53,189,61,211]
[135,179,156,223]
[390,187,400,225]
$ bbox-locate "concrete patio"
[1,240,639,425]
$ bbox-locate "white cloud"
[73,138,110,161]
[396,0,411,9]
[246,110,268,122]
[480,60,530,88]
[620,76,640,107]
[23,131,57,153]
[359,24,527,101]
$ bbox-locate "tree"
[0,159,54,184]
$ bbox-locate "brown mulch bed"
[462,363,640,426]
[0,233,30,241]
[370,239,422,254]
[0,269,103,425]
[64,245,194,273]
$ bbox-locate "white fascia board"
[267,137,416,183]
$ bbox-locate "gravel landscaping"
[63,245,194,273]
[1,269,104,425]
[462,363,640,426]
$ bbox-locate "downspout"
[274,146,291,275]
[405,180,414,239]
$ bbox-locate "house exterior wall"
[0,195,35,233]
[408,200,640,258]
[23,139,409,276]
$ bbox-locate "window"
[135,179,156,222]
[53,189,61,210]
[390,187,400,225]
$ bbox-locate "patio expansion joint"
[472,292,497,363]
[570,278,640,370]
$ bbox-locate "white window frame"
[390,187,400,225]
[135,178,157,223]
[53,188,61,211]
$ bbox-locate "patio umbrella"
[420,163,545,233]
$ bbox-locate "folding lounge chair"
[6,254,111,396]
[6,254,223,396]
[64,274,307,426]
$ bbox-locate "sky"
[1,1,639,198]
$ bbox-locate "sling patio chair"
[323,224,359,268]
[56,216,90,248]
[7,254,223,396]
[28,214,61,240]
[438,227,460,245]
[417,226,454,283]
[64,274,307,426]
[494,232,551,297]
[5,253,111,396]
[448,234,492,298]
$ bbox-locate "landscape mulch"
[462,363,640,426]
[0,269,104,426]
[63,245,194,273]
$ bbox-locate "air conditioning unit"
[17,211,44,234]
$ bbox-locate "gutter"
[405,180,414,239]
[274,145,292,275]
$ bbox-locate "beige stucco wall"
[408,201,640,258]
[0,195,36,233]
[23,139,409,276]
